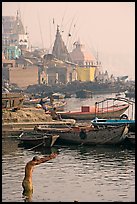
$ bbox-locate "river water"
[2,93,135,202]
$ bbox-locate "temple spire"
[52,25,71,62]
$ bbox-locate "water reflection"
[2,136,20,155]
[2,137,135,202]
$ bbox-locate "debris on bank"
[2,108,52,123]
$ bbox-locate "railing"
[94,97,135,119]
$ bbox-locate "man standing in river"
[22,153,58,199]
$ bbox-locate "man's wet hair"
[32,156,40,161]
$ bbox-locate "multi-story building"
[2,10,29,59]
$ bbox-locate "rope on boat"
[27,142,44,151]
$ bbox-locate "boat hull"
[19,132,59,147]
[91,119,135,132]
[59,104,129,120]
[36,124,128,145]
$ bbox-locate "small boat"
[58,104,129,120]
[18,131,59,148]
[58,97,132,120]
[91,97,135,132]
[75,89,92,98]
[52,92,65,99]
[64,92,72,98]
[91,117,135,132]
[35,124,129,146]
[125,90,135,98]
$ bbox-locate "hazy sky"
[2,2,135,80]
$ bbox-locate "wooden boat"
[58,104,129,120]
[125,90,135,98]
[35,124,129,145]
[58,97,131,120]
[75,89,92,98]
[64,92,72,98]
[91,117,135,132]
[91,97,135,132]
[18,131,59,147]
[52,92,65,99]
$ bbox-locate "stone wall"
[9,66,38,89]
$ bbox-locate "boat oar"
[18,132,24,138]
[27,142,44,151]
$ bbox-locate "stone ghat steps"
[2,119,76,136]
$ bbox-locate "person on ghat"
[50,107,62,120]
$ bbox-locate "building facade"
[43,54,77,85]
[2,10,29,59]
[42,26,78,85]
[69,40,102,82]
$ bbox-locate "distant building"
[43,54,77,85]
[2,92,24,110]
[2,10,29,56]
[69,40,102,82]
[3,45,21,60]
[2,58,39,89]
[43,26,77,85]
[52,25,72,62]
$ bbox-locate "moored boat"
[58,103,129,120]
[91,117,135,132]
[18,131,59,148]
[91,97,135,132]
[58,97,133,120]
[35,124,129,146]
[75,89,92,98]
[125,90,135,98]
[52,92,65,99]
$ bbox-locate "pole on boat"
[101,100,103,118]
[95,102,97,117]
[107,100,108,117]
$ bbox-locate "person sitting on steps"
[50,107,62,120]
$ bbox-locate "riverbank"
[2,107,76,136]
[2,107,52,135]
[2,107,52,123]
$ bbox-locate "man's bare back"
[22,153,58,197]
